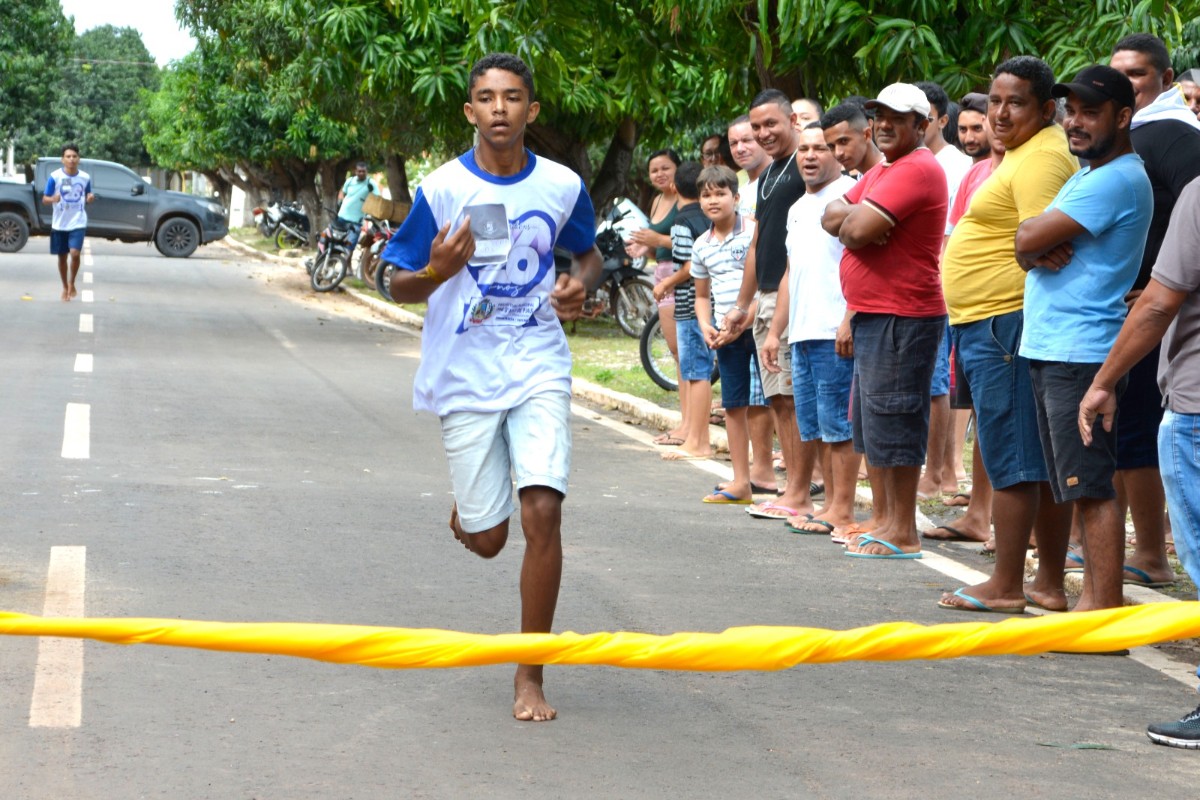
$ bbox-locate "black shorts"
[1029,360,1126,504]
[1114,344,1164,470]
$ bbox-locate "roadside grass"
[228,226,680,409]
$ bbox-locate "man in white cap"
[820,83,948,559]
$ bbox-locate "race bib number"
[462,295,541,328]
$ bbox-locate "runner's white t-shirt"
[380,149,596,416]
[44,168,92,231]
[784,175,857,342]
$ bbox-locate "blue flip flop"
[1122,564,1176,588]
[937,587,1026,613]
[844,533,922,559]
[702,489,751,505]
[1063,546,1085,572]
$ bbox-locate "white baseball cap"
[864,83,932,117]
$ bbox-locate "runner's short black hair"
[915,81,950,118]
[696,165,739,196]
[993,56,1056,105]
[1112,32,1172,76]
[62,143,79,156]
[819,102,870,131]
[355,160,369,169]
[674,160,703,200]
[750,88,793,115]
[468,53,535,102]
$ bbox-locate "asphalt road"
[1,239,1198,798]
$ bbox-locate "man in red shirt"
[821,83,949,558]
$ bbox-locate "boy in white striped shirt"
[693,165,759,503]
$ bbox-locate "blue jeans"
[791,340,854,443]
[676,316,714,382]
[715,329,756,409]
[336,216,362,249]
[951,310,1048,489]
[1158,409,1200,682]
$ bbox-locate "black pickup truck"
[0,158,229,257]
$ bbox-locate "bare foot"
[662,448,712,461]
[937,581,1026,612]
[449,504,469,550]
[922,522,989,543]
[513,668,555,722]
[68,285,77,299]
[1022,582,1067,612]
[61,289,70,302]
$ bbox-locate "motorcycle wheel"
[639,311,679,392]
[611,277,656,338]
[375,260,396,300]
[312,252,348,292]
[275,226,306,250]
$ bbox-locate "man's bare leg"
[795,440,858,532]
[513,486,563,721]
[917,395,951,497]
[1074,496,1126,611]
[769,394,814,516]
[1024,483,1071,611]
[448,504,509,558]
[950,409,970,483]
[747,406,777,490]
[1119,467,1174,584]
[939,482,1039,609]
[850,465,921,554]
[925,436,992,543]
[663,379,712,459]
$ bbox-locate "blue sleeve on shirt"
[44,175,57,197]
[1054,165,1128,238]
[379,188,440,273]
[557,180,596,254]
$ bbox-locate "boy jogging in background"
[42,143,94,302]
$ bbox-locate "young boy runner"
[42,143,94,302]
[380,53,601,721]
[692,165,757,502]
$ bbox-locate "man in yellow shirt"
[937,56,1080,613]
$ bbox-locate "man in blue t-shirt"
[1014,65,1153,612]
[42,143,94,302]
[335,161,380,248]
[379,53,601,722]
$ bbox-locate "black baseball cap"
[1051,65,1136,110]
[959,92,989,115]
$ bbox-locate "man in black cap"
[1105,34,1200,590]
[1012,65,1154,610]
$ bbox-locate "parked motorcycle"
[556,201,654,337]
[356,215,393,283]
[305,217,356,292]
[274,201,312,249]
[251,200,284,239]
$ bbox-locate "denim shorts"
[850,313,945,467]
[1115,345,1164,470]
[792,339,854,443]
[440,390,571,532]
[930,319,951,397]
[1159,411,1200,608]
[49,228,85,254]
[1029,360,1123,503]
[951,310,1048,489]
[714,329,757,408]
[676,316,714,382]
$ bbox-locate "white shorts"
[440,390,572,533]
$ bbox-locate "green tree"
[0,0,73,148]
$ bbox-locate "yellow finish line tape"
[1,602,1198,671]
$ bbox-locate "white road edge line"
[572,401,1197,687]
[74,354,93,373]
[79,314,93,334]
[29,546,86,728]
[62,403,90,459]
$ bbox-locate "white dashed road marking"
[81,289,94,303]
[82,271,93,284]
[29,546,87,728]
[61,403,90,459]
[79,313,93,333]
[74,354,93,373]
